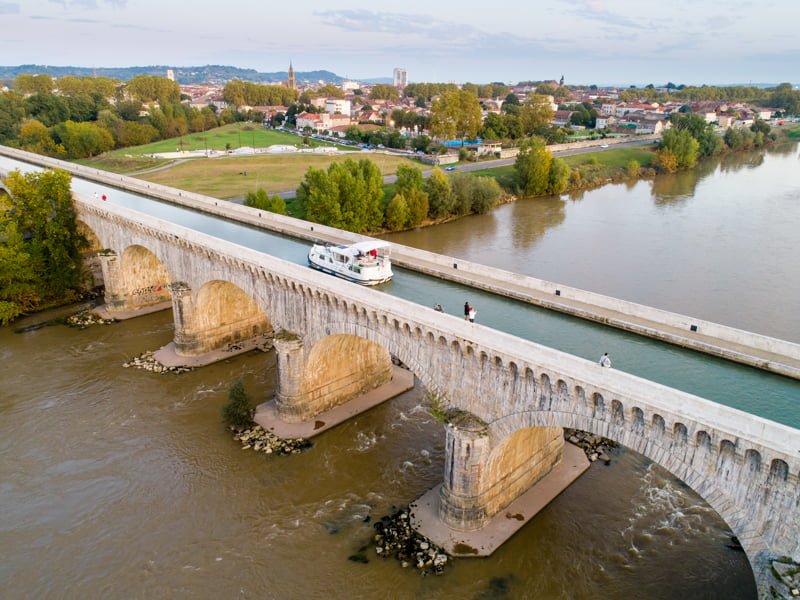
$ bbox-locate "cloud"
[566,0,652,30]
[47,0,127,8]
[0,2,20,14]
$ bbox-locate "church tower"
[287,62,296,90]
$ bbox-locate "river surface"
[3,144,799,599]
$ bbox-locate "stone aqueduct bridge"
[47,190,800,592]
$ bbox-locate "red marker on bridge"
[101,194,107,201]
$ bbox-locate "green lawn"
[137,153,420,199]
[563,145,657,169]
[73,123,353,174]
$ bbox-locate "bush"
[222,380,254,430]
[626,160,641,178]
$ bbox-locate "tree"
[24,93,69,127]
[395,164,424,194]
[0,206,37,324]
[425,168,456,218]
[548,157,571,194]
[655,147,678,173]
[469,177,502,214]
[514,138,553,196]
[520,94,555,135]
[0,92,25,143]
[2,168,86,304]
[670,112,721,156]
[369,84,400,101]
[244,189,287,215]
[403,188,429,227]
[659,129,699,170]
[53,120,114,158]
[14,74,54,95]
[385,193,409,230]
[297,167,341,227]
[430,90,482,142]
[222,380,253,430]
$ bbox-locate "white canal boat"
[307,241,393,285]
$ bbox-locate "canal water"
[2,144,798,598]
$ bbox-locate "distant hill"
[0,64,344,85]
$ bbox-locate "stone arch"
[305,319,432,393]
[745,449,762,474]
[592,392,605,420]
[652,414,666,438]
[76,220,103,254]
[480,423,565,520]
[674,422,688,445]
[611,399,624,425]
[297,333,393,419]
[717,439,737,481]
[120,244,171,308]
[484,408,772,584]
[190,280,272,353]
[769,459,789,483]
[631,407,645,434]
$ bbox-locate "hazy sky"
[1,0,798,85]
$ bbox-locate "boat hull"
[308,259,392,286]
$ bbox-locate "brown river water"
[6,144,799,599]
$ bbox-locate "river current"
[3,144,799,598]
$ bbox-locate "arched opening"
[121,244,171,308]
[300,334,393,418]
[190,280,272,354]
[473,424,565,523]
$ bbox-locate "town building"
[393,68,407,88]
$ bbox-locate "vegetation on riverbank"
[0,168,87,324]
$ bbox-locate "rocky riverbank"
[232,424,311,456]
[564,428,618,464]
[362,507,449,575]
[122,350,194,374]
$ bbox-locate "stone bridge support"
[438,410,565,531]
[274,333,393,423]
[97,246,171,314]
[167,280,271,357]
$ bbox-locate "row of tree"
[0,169,86,324]
[292,160,503,233]
[655,113,775,173]
[223,80,299,107]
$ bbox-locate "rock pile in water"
[233,424,311,456]
[564,428,617,464]
[66,310,117,328]
[122,351,194,374]
[370,508,449,575]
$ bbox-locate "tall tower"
[393,67,407,88]
[287,62,296,90]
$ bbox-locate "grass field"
[137,153,420,199]
[74,123,351,174]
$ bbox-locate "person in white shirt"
[599,352,612,368]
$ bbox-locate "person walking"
[464,302,471,320]
[599,352,612,368]
[468,306,477,323]
[433,304,443,313]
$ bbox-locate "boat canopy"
[334,241,392,256]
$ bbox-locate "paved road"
[229,138,658,204]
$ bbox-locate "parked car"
[445,166,456,171]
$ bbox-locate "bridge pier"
[95,249,172,318]
[154,280,273,366]
[97,252,126,310]
[413,410,589,556]
[254,332,413,437]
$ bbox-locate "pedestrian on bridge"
[599,352,612,368]
[464,302,471,320]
